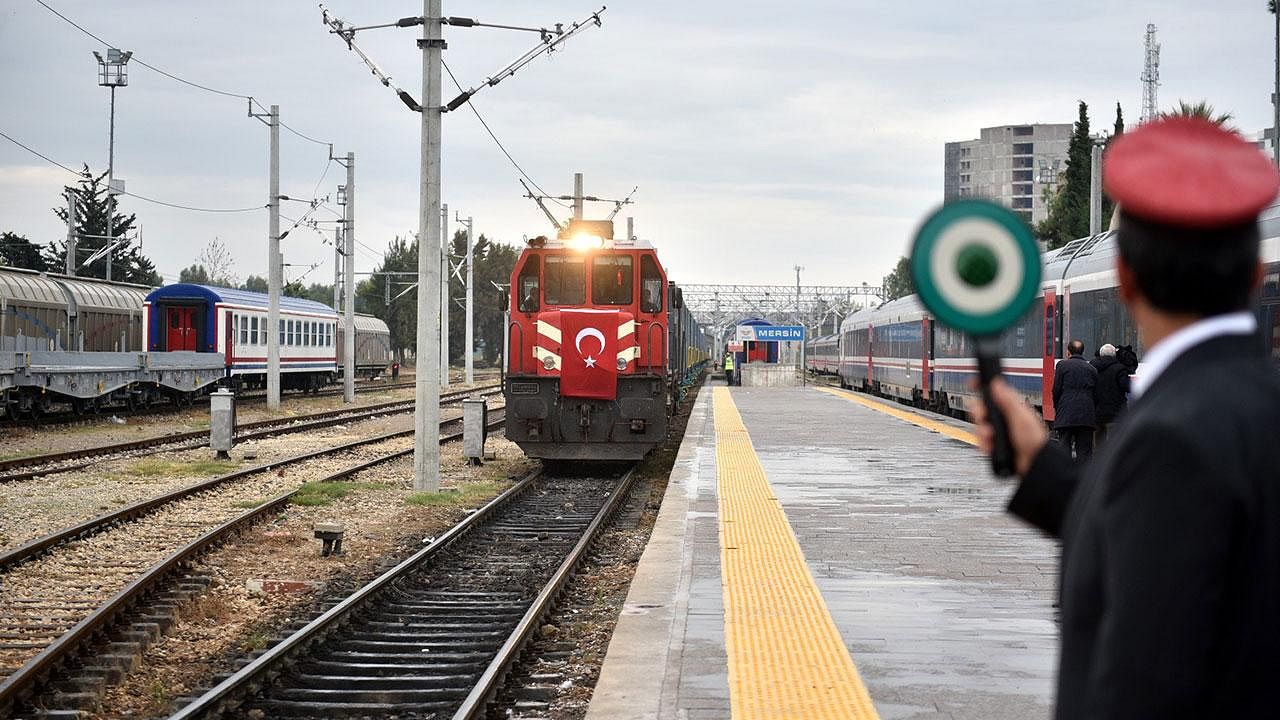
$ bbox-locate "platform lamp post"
[93,48,131,283]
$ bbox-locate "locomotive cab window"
[640,255,663,313]
[545,255,585,305]
[592,255,633,305]
[518,256,540,312]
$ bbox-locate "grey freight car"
[335,313,392,378]
[1,267,147,352]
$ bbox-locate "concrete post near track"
[344,152,356,404]
[441,204,450,387]
[267,104,282,411]
[464,214,474,385]
[1089,142,1102,235]
[413,0,443,492]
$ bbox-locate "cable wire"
[35,0,332,145]
[3,128,265,213]
[441,58,569,209]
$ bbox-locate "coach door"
[166,307,197,351]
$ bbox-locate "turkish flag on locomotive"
[559,308,619,400]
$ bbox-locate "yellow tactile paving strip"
[713,387,880,720]
[815,386,978,446]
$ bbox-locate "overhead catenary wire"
[2,129,264,213]
[440,58,568,209]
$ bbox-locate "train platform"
[586,382,1060,720]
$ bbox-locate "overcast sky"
[1,1,1276,289]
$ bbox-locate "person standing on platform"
[1051,339,1097,460]
[1090,343,1130,444]
[724,351,735,387]
[974,117,1280,719]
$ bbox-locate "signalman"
[976,117,1280,718]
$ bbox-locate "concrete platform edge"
[585,387,715,720]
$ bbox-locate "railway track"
[0,383,501,483]
[0,412,508,718]
[164,466,635,720]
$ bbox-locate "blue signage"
[737,324,804,342]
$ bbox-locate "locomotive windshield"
[592,255,633,305]
[544,255,586,305]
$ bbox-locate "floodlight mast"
[317,2,607,492]
[93,48,131,282]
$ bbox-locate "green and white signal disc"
[910,200,1041,335]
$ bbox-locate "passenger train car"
[503,219,711,461]
[145,284,391,392]
[811,204,1280,421]
[1,267,391,417]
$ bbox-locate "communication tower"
[1140,24,1160,123]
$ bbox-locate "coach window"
[279,319,285,345]
[517,256,540,312]
[592,255,633,305]
[240,315,249,345]
[545,254,585,305]
[640,255,663,313]
[287,320,295,346]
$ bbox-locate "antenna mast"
[1141,23,1160,123]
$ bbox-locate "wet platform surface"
[587,384,1059,720]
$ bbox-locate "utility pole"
[333,226,342,310]
[413,0,443,492]
[441,204,450,387]
[64,191,77,276]
[317,2,606,493]
[264,105,282,410]
[1089,142,1103,235]
[573,172,584,220]
[463,214,475,384]
[342,152,357,403]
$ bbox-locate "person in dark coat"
[1051,339,1097,460]
[974,117,1280,719]
[1090,343,1130,444]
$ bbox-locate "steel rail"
[0,404,504,571]
[0,383,499,480]
[168,462,544,720]
[453,467,638,719]
[0,415,507,717]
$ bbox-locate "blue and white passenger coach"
[145,284,340,392]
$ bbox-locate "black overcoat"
[1052,355,1098,429]
[1090,355,1131,424]
[1009,333,1280,719]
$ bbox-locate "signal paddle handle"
[974,337,1015,477]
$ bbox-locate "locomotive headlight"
[542,355,556,370]
[570,233,605,251]
[616,356,628,371]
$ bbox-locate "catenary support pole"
[65,191,77,276]
[573,172,584,221]
[441,204,450,387]
[344,152,356,404]
[414,0,443,491]
[267,105,282,411]
[1275,7,1279,169]
[333,226,341,310]
[465,214,474,384]
[1089,143,1102,235]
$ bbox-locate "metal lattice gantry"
[680,283,884,345]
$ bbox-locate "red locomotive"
[504,217,708,460]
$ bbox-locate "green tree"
[47,166,161,285]
[881,255,915,302]
[356,235,419,361]
[1037,101,1093,249]
[242,275,268,293]
[179,264,211,284]
[1159,99,1235,130]
[0,232,48,271]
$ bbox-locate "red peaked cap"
[1104,117,1280,228]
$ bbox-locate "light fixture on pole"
[93,48,131,282]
